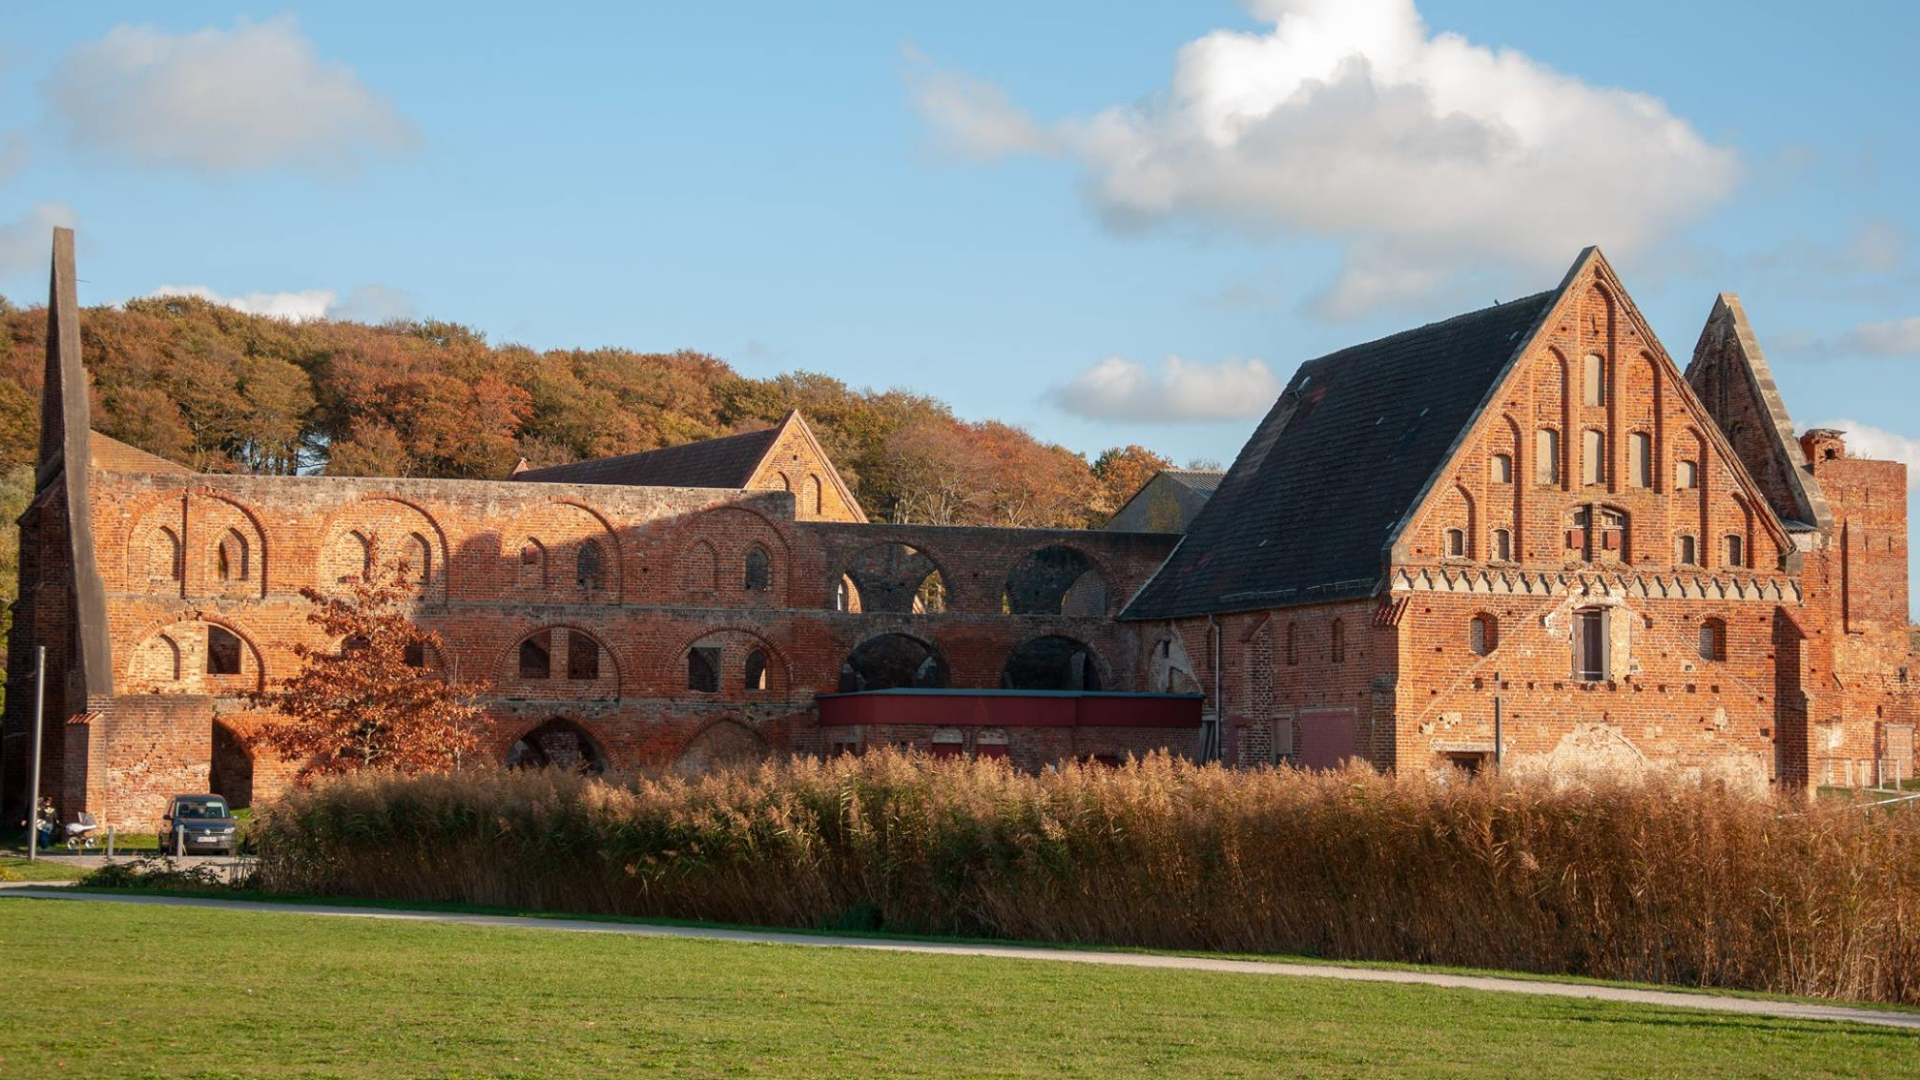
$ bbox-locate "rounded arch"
[506,717,609,776]
[194,491,269,598]
[492,624,623,699]
[124,615,267,693]
[839,633,950,692]
[1002,635,1106,691]
[210,717,255,809]
[505,498,621,600]
[839,542,950,614]
[123,491,188,594]
[675,718,771,777]
[674,626,792,698]
[1002,545,1109,617]
[318,495,449,597]
[669,505,794,604]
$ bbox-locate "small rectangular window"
[1574,609,1607,682]
[1490,454,1512,483]
[1629,433,1651,488]
[1536,430,1560,485]
[1726,534,1745,568]
[1676,535,1697,566]
[1677,460,1697,489]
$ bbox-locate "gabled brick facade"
[4,236,1913,827]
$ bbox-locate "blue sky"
[4,1,1918,587]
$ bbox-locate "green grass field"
[0,899,1912,1079]
[0,857,87,882]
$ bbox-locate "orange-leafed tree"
[1091,444,1173,520]
[249,540,488,777]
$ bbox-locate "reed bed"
[250,752,1920,1004]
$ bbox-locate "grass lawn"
[0,899,1912,1079]
[0,856,88,882]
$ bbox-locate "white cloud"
[1047,354,1283,422]
[1781,316,1920,361]
[1809,419,1920,490]
[912,0,1739,316]
[43,16,417,175]
[330,283,417,324]
[1836,317,1920,358]
[0,203,78,279]
[148,284,337,322]
[0,131,28,182]
[906,51,1054,159]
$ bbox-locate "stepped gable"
[1684,293,1832,532]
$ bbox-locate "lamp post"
[26,645,45,861]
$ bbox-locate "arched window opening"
[838,634,949,692]
[207,626,243,676]
[1698,618,1726,662]
[506,718,608,776]
[217,529,249,582]
[341,635,371,656]
[680,539,718,591]
[1002,636,1103,691]
[842,544,942,614]
[519,631,552,679]
[745,649,769,692]
[1583,353,1605,407]
[1469,614,1497,657]
[408,532,433,587]
[1725,534,1745,568]
[1677,460,1698,489]
[1004,546,1106,617]
[745,545,771,591]
[809,474,825,516]
[519,539,549,590]
[575,539,606,592]
[1492,528,1513,562]
[1490,454,1512,483]
[1535,429,1560,485]
[566,631,600,680]
[209,720,254,809]
[687,647,721,693]
[1628,432,1652,488]
[403,641,427,668]
[158,635,181,681]
[1676,534,1698,566]
[1444,528,1465,558]
[835,574,862,613]
[150,526,183,583]
[1573,608,1608,682]
[1582,429,1606,486]
[1330,619,1346,664]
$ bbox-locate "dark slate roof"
[1123,290,1558,620]
[1163,470,1225,495]
[511,426,780,488]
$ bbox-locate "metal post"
[106,825,115,860]
[26,646,45,861]
[1492,688,1503,771]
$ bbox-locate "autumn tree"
[1091,444,1173,520]
[248,541,488,777]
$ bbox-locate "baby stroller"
[63,811,99,851]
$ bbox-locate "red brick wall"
[37,467,1177,825]
[1798,435,1917,786]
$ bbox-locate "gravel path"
[4,888,1915,1032]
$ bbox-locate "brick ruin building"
[4,232,1914,825]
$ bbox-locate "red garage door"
[1298,709,1358,771]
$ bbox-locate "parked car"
[157,795,239,856]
